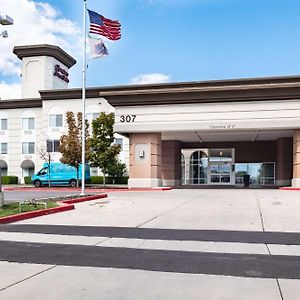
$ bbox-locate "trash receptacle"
[243,174,250,188]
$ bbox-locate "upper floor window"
[49,114,63,127]
[86,113,99,125]
[0,143,7,154]
[46,140,60,152]
[22,142,35,154]
[0,118,8,130]
[22,117,35,130]
[115,138,123,150]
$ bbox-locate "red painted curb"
[4,187,172,192]
[279,187,300,191]
[62,194,108,204]
[0,193,108,224]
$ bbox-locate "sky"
[1,0,300,99]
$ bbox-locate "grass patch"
[0,201,58,218]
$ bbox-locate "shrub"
[24,176,32,184]
[90,176,128,185]
[116,176,129,184]
[90,176,103,184]
[1,176,18,184]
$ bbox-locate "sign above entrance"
[209,124,236,130]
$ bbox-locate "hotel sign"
[54,64,69,83]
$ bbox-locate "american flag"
[87,9,121,41]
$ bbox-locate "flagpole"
[81,0,87,195]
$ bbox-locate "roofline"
[0,99,42,109]
[2,75,300,108]
[99,75,300,107]
[13,44,76,68]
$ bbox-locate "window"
[22,117,35,130]
[0,167,7,176]
[22,142,35,154]
[189,150,208,184]
[49,114,63,127]
[86,113,99,126]
[0,119,8,130]
[46,140,60,152]
[0,143,8,154]
[235,162,275,185]
[115,138,123,150]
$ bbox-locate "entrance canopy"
[0,160,8,169]
[101,75,300,189]
[20,160,35,169]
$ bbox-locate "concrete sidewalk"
[0,189,299,299]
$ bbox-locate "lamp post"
[0,14,13,208]
[0,14,13,39]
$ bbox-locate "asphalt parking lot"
[0,188,299,299]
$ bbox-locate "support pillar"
[161,140,181,187]
[276,137,293,186]
[128,133,162,188]
[292,130,300,187]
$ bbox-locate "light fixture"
[0,15,14,26]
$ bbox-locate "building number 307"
[119,115,136,122]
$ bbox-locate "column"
[128,133,161,188]
[276,137,293,186]
[161,140,181,187]
[292,130,300,187]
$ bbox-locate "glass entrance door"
[208,148,234,184]
[181,148,235,185]
[209,162,231,184]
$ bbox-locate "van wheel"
[69,179,77,188]
[34,180,42,188]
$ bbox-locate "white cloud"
[0,0,81,78]
[130,73,170,84]
[0,82,21,99]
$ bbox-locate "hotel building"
[1,44,300,188]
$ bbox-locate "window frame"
[22,142,35,154]
[0,143,8,154]
[49,114,63,128]
[46,139,60,152]
[0,118,8,130]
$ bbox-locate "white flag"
[89,37,109,59]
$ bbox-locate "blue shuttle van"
[31,163,90,188]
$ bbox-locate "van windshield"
[38,167,48,175]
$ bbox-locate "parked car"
[31,163,90,188]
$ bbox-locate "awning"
[0,160,8,169]
[20,160,35,169]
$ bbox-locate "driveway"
[0,189,299,299]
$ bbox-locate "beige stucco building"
[102,77,300,189]
[1,44,300,189]
[0,44,129,183]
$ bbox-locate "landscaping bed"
[0,193,108,224]
[0,200,58,218]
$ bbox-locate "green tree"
[89,112,120,186]
[59,111,90,187]
[107,159,127,184]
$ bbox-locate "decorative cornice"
[0,99,42,109]
[3,75,300,109]
[40,88,102,100]
[98,76,300,107]
[13,44,76,68]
